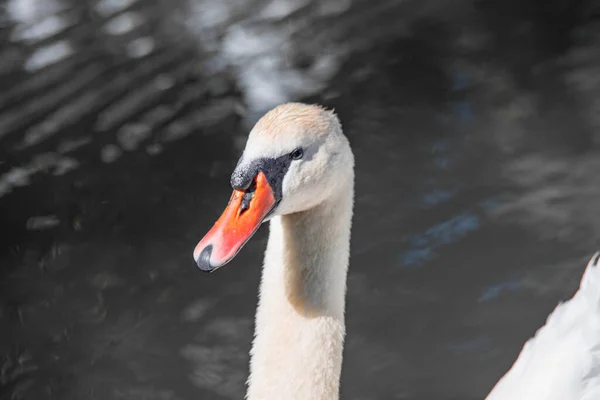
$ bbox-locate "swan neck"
[281,194,352,315]
[247,184,353,400]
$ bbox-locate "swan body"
[194,103,353,400]
[486,252,600,400]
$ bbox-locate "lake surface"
[1,0,600,399]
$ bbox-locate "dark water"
[1,0,600,399]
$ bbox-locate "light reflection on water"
[6,0,68,23]
[24,40,74,71]
[10,13,75,42]
[0,0,356,196]
[103,12,144,36]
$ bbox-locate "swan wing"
[486,252,600,400]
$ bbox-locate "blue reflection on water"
[479,197,503,213]
[401,248,434,267]
[478,277,522,303]
[448,336,491,354]
[454,99,474,122]
[434,156,452,169]
[400,211,481,268]
[451,71,469,91]
[422,188,456,207]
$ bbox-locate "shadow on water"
[1,0,600,399]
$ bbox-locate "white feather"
[486,252,600,400]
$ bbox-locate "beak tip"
[195,244,215,272]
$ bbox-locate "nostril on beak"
[239,180,257,214]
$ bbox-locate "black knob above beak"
[231,161,258,191]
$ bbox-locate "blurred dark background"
[1,0,600,398]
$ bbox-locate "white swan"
[192,102,600,400]
[194,103,353,400]
[486,251,600,400]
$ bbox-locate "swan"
[192,102,600,400]
[194,103,353,400]
[486,251,600,400]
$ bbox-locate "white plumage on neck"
[247,183,354,400]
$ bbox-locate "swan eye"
[289,148,304,160]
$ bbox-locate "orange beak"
[193,171,276,272]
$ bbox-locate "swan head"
[193,103,353,272]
